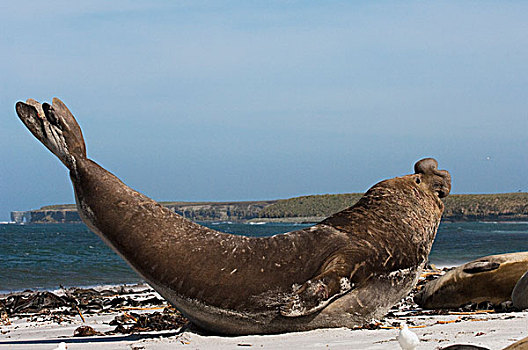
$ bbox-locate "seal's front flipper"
[280,253,355,317]
[280,275,353,317]
[463,261,500,274]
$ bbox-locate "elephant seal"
[15,98,451,335]
[512,270,528,310]
[415,252,528,309]
[502,336,528,350]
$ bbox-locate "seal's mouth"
[433,182,450,198]
[436,189,447,198]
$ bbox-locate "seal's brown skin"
[415,252,528,309]
[502,336,528,350]
[512,270,528,310]
[15,98,451,335]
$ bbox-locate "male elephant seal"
[415,252,528,309]
[15,98,451,335]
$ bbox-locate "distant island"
[10,192,528,224]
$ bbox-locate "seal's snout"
[414,158,451,198]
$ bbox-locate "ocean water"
[1,221,528,293]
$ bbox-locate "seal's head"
[413,158,451,198]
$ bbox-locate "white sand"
[1,310,526,349]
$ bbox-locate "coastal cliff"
[11,193,528,224]
[10,209,82,223]
[11,200,276,224]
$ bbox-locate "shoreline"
[0,282,149,299]
[5,218,528,225]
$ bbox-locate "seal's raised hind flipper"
[280,252,355,317]
[16,98,86,172]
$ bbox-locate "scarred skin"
[15,98,451,334]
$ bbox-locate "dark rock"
[74,325,101,337]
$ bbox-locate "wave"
[477,221,528,225]
[0,281,150,297]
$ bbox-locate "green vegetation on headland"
[442,193,528,221]
[258,193,364,219]
[11,192,528,224]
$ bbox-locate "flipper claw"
[280,277,353,317]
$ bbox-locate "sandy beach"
[1,284,527,350]
[1,308,527,349]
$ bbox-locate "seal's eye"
[415,177,421,184]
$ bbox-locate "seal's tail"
[15,98,86,172]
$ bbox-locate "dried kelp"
[0,285,187,334]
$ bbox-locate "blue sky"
[1,1,527,220]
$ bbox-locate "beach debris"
[0,285,164,317]
[397,322,420,350]
[108,308,187,334]
[109,311,138,325]
[449,309,495,315]
[0,307,10,325]
[0,291,69,315]
[74,304,85,322]
[73,325,102,337]
[0,284,189,335]
[436,318,461,324]
[352,320,384,330]
[381,324,426,330]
